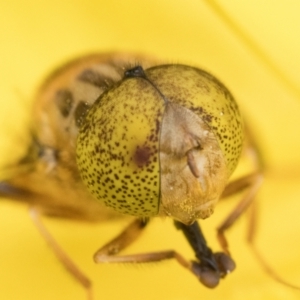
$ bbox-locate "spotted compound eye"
[76,64,243,223]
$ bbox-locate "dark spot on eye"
[74,101,91,127]
[55,89,73,117]
[133,146,151,168]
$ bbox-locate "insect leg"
[218,172,300,289]
[94,218,233,288]
[246,202,300,289]
[217,123,265,254]
[29,208,93,300]
[93,218,148,260]
[217,172,263,254]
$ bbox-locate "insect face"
[1,53,247,295]
[76,64,243,224]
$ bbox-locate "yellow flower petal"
[0,1,299,299]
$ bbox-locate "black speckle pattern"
[146,65,244,176]
[76,76,164,217]
[76,64,244,218]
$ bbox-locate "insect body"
[0,53,261,297]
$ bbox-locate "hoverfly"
[0,52,263,299]
[2,0,300,300]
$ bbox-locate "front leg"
[94,218,235,288]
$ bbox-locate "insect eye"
[76,64,243,223]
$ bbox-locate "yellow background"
[1,0,300,299]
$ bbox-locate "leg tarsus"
[247,202,300,290]
[219,172,300,289]
[29,207,93,300]
[94,219,184,266]
[249,243,300,290]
